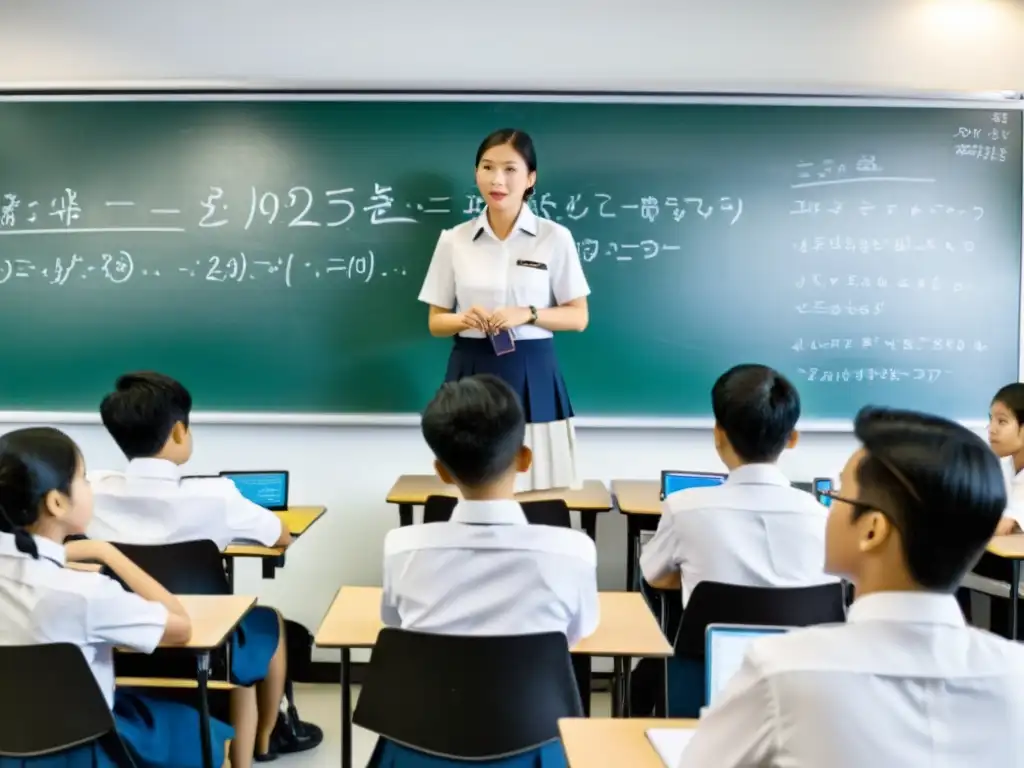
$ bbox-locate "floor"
[281,684,614,766]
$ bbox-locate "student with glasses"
[678,406,1024,768]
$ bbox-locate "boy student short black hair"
[993,382,1024,423]
[421,374,526,487]
[711,364,800,463]
[99,372,192,460]
[853,406,1006,591]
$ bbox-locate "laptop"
[659,470,727,501]
[705,623,792,706]
[813,477,834,507]
[219,470,290,511]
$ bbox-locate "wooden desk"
[612,480,662,591]
[316,586,672,768]
[223,506,327,582]
[559,718,697,768]
[386,475,612,539]
[985,534,1024,640]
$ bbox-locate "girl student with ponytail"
[0,427,234,768]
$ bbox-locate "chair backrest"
[422,496,571,528]
[521,499,572,528]
[0,643,135,765]
[675,581,847,659]
[354,628,583,759]
[104,540,231,681]
[105,539,230,595]
[422,494,458,523]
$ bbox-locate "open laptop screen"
[220,471,289,511]
[705,624,792,705]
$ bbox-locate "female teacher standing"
[418,129,590,492]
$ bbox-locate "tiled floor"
[280,684,614,766]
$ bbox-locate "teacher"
[418,128,590,492]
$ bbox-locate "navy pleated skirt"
[0,690,233,768]
[445,337,573,425]
[368,739,567,768]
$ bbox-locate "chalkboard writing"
[0,97,1019,420]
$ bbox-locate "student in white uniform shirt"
[378,374,599,768]
[679,406,1024,768]
[640,364,831,603]
[87,371,321,764]
[962,381,1024,639]
[0,426,233,768]
[418,129,591,493]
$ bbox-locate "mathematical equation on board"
[0,188,744,234]
[783,150,1004,386]
[0,251,396,287]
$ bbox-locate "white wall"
[0,0,1021,659]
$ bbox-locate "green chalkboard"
[0,96,1020,420]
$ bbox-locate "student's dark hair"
[0,427,81,559]
[421,374,526,487]
[711,364,800,463]
[475,128,538,200]
[852,406,1006,591]
[993,382,1024,424]
[99,372,192,460]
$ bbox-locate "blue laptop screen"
[224,472,287,509]
[663,472,727,497]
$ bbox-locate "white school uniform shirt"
[88,458,282,551]
[679,591,1024,767]
[0,533,167,708]
[417,206,591,340]
[380,499,599,647]
[640,464,833,606]
[1003,461,1024,527]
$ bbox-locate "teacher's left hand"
[488,306,531,332]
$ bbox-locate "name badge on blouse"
[516,260,548,271]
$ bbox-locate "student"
[987,382,1024,533]
[0,426,234,768]
[678,407,1024,767]
[86,371,319,764]
[640,364,832,604]
[379,374,599,766]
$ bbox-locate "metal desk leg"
[196,652,214,768]
[341,648,353,768]
[398,503,414,527]
[622,656,633,718]
[1013,561,1021,641]
[626,519,639,591]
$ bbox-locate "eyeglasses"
[821,490,904,534]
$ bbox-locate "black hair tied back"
[0,427,81,560]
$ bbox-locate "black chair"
[104,540,233,682]
[422,496,572,528]
[354,629,583,762]
[668,581,847,716]
[0,643,136,767]
[422,494,457,523]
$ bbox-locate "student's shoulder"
[180,476,244,500]
[663,484,728,515]
[526,524,597,564]
[87,469,127,488]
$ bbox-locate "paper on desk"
[646,728,695,767]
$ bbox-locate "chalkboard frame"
[0,88,1021,430]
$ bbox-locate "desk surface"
[170,595,255,650]
[314,586,672,657]
[559,718,697,768]
[223,506,326,558]
[612,480,662,516]
[987,535,1024,559]
[387,475,613,511]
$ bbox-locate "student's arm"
[678,649,775,767]
[380,545,402,628]
[65,540,192,647]
[639,504,683,590]
[221,484,293,549]
[565,542,600,647]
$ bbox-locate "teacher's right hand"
[461,305,492,332]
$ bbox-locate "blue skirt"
[0,691,234,768]
[368,739,567,768]
[445,337,573,425]
[230,606,280,686]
